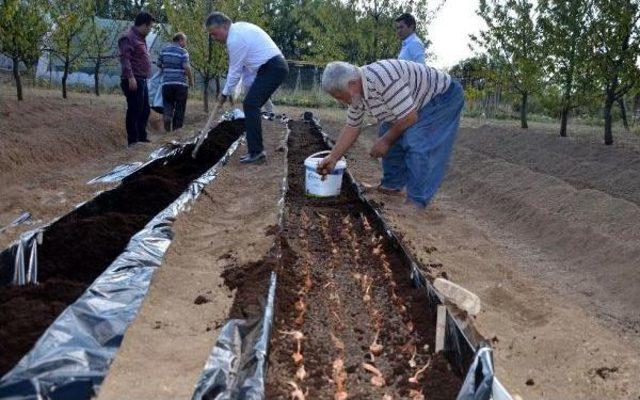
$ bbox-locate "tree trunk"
[12,57,23,101]
[560,106,569,137]
[215,76,220,96]
[203,75,210,112]
[603,90,615,145]
[633,93,640,126]
[520,91,528,129]
[94,58,101,96]
[618,98,628,130]
[62,60,69,99]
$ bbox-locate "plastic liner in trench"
[0,116,245,399]
[192,118,500,400]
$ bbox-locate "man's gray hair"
[321,61,361,93]
[205,12,232,28]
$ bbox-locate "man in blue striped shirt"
[158,32,194,132]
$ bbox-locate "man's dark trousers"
[243,55,288,155]
[162,84,188,132]
[121,77,150,144]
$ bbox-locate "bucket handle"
[307,150,332,159]
[307,151,346,162]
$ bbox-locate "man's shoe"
[239,151,266,164]
[139,138,151,143]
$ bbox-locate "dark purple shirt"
[118,26,151,79]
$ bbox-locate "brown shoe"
[362,182,403,196]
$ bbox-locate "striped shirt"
[347,59,451,127]
[158,44,190,86]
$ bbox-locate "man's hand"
[370,137,391,158]
[317,154,338,176]
[128,77,137,91]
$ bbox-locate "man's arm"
[221,36,249,99]
[183,52,194,87]
[118,36,137,90]
[185,66,194,87]
[317,125,361,174]
[370,109,418,157]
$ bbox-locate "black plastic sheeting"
[0,114,244,400]
[457,347,494,400]
[191,116,502,400]
[192,272,277,400]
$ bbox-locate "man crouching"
[317,60,464,208]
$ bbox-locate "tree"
[472,0,542,129]
[48,0,93,99]
[263,0,315,60]
[589,0,640,145]
[538,0,595,137]
[301,0,444,65]
[85,17,120,96]
[0,0,47,100]
[101,0,167,21]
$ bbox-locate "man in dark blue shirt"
[158,32,194,132]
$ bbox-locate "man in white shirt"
[395,13,425,64]
[206,12,288,164]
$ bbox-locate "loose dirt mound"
[0,93,123,181]
[447,126,640,331]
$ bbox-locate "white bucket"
[304,151,347,197]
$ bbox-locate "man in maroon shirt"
[118,12,155,146]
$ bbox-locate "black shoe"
[139,138,151,143]
[239,151,266,164]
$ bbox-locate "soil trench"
[263,121,462,399]
[0,120,244,376]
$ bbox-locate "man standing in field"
[158,32,194,132]
[118,12,155,146]
[206,12,288,164]
[317,60,464,209]
[395,13,426,64]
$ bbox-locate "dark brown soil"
[264,121,462,399]
[0,120,244,376]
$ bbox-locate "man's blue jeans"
[378,80,464,207]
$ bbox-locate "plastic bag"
[148,71,164,113]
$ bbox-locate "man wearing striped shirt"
[158,32,194,132]
[318,59,464,208]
